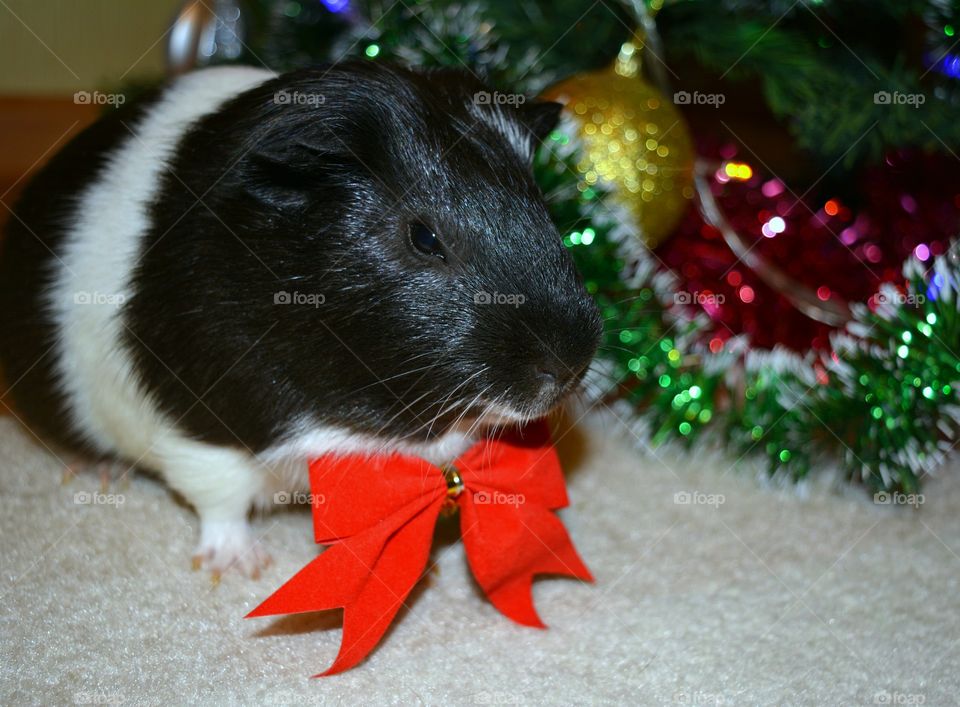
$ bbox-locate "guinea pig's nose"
[535,367,560,390]
[535,360,584,393]
[534,368,563,403]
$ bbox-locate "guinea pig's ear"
[521,100,564,148]
[243,140,355,210]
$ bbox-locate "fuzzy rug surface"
[1,412,958,706]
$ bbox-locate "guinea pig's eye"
[408,223,445,260]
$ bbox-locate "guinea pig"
[0,62,602,576]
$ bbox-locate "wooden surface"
[0,97,98,205]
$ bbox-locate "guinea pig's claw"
[192,551,267,583]
[192,520,272,580]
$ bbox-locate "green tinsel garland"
[536,127,960,493]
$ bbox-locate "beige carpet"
[1,411,959,706]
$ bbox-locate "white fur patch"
[262,415,476,468]
[48,67,284,525]
[48,66,276,466]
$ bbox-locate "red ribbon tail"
[249,498,444,676]
[245,552,337,619]
[321,500,442,675]
[462,496,593,630]
[484,518,593,628]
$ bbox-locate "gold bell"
[441,465,464,517]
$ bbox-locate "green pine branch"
[657,1,960,166]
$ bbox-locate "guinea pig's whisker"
[398,364,490,443]
[468,386,521,453]
[435,390,483,439]
[578,376,607,400]
[372,387,443,438]
[379,348,445,375]
[394,346,470,403]
[582,384,609,409]
[348,361,443,395]
[423,366,491,439]
[440,365,489,409]
[597,344,638,357]
[405,396,464,441]
[484,388,511,428]
[465,400,494,441]
[449,383,495,437]
[542,182,580,202]
[326,350,444,408]
[569,385,590,408]
[603,324,669,332]
[380,359,489,448]
[606,293,649,308]
[350,348,466,439]
[477,387,515,460]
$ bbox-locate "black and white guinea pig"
[0,62,602,575]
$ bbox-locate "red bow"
[247,421,592,676]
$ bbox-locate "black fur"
[4,62,602,455]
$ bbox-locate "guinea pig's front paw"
[191,519,272,581]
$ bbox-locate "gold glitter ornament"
[543,35,695,248]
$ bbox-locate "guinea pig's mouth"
[473,402,538,427]
[466,374,587,430]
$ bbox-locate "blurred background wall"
[0,0,181,95]
[0,0,184,200]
